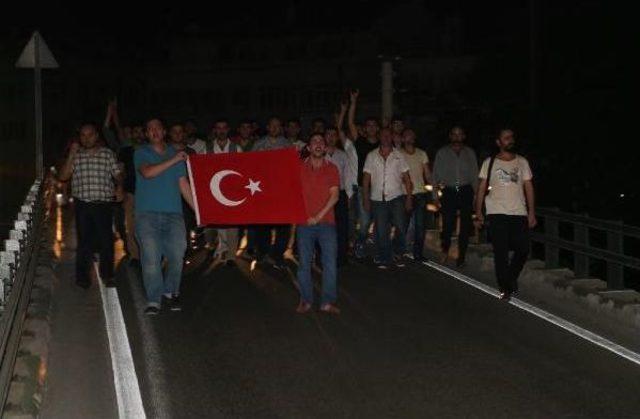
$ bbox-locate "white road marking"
[424,261,640,367]
[95,263,147,418]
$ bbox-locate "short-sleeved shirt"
[134,144,187,214]
[71,147,120,202]
[354,138,379,185]
[300,159,340,225]
[363,148,410,202]
[325,148,349,192]
[251,136,292,151]
[402,148,429,195]
[479,155,533,216]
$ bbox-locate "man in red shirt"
[296,133,340,314]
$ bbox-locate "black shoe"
[75,279,90,289]
[165,294,182,312]
[456,257,466,268]
[499,291,511,301]
[144,306,160,315]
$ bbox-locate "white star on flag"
[245,179,262,196]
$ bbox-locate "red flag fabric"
[187,148,308,226]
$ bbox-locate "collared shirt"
[251,135,292,151]
[71,147,121,202]
[325,148,349,192]
[211,139,243,154]
[188,138,207,155]
[134,144,187,214]
[300,159,340,225]
[401,147,429,195]
[355,137,379,185]
[363,147,410,202]
[432,145,479,189]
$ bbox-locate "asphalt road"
[117,252,640,419]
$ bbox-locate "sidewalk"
[39,206,118,419]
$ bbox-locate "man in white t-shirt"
[475,128,537,300]
[401,129,432,262]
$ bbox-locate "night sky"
[1,0,632,221]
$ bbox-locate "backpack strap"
[481,155,497,216]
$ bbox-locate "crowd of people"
[57,90,537,315]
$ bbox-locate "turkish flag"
[187,149,308,225]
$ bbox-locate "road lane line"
[95,263,147,418]
[424,261,640,367]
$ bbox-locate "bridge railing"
[0,177,47,412]
[530,207,640,289]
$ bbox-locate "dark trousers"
[408,193,430,258]
[440,185,474,258]
[487,214,530,293]
[256,225,290,264]
[75,199,114,283]
[334,190,349,265]
[113,202,127,253]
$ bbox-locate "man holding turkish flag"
[187,148,308,226]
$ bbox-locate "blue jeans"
[296,224,337,305]
[136,212,187,306]
[371,196,407,264]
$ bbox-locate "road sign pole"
[34,33,43,180]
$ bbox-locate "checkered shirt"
[71,147,121,202]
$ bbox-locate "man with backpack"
[474,128,537,300]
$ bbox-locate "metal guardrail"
[531,207,640,289]
[0,178,46,412]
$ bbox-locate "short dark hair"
[391,115,404,123]
[325,125,338,133]
[286,118,301,126]
[308,132,325,143]
[239,119,252,126]
[214,117,230,126]
[79,121,99,132]
[312,117,326,125]
[496,126,515,138]
[169,121,184,130]
[267,116,282,125]
[145,117,166,128]
[364,117,379,125]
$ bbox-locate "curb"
[2,229,54,419]
[425,234,640,331]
